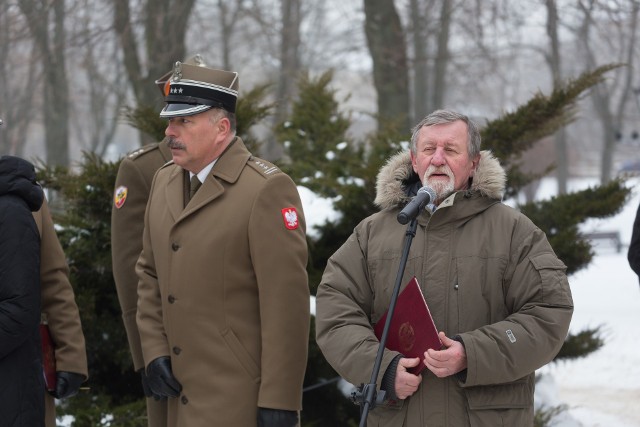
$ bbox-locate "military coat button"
[181,395,188,404]
[171,242,180,251]
[168,295,176,303]
[173,346,182,355]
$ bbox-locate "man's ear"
[469,154,481,177]
[410,152,419,174]
[216,116,231,138]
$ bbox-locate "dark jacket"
[0,155,45,426]
[316,150,574,426]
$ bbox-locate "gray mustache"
[167,137,186,150]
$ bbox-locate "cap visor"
[160,103,212,118]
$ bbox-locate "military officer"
[112,55,209,426]
[135,62,310,427]
[35,198,88,427]
[111,140,172,425]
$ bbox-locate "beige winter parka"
[315,150,573,427]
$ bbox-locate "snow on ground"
[533,176,640,426]
[538,251,640,427]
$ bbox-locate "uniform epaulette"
[158,159,175,170]
[247,156,281,178]
[125,142,161,160]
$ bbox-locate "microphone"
[397,186,436,225]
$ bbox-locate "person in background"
[135,61,310,427]
[111,55,205,427]
[628,200,640,285]
[315,109,574,426]
[112,140,171,426]
[0,155,45,426]
[35,197,89,427]
[0,120,88,426]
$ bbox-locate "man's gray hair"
[209,108,237,135]
[410,109,481,158]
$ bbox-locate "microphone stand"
[353,217,419,427]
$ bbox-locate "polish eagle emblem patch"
[281,207,299,230]
[114,185,128,209]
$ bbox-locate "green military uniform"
[111,140,172,427]
[34,199,89,427]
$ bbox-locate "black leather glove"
[257,408,298,427]
[146,356,182,398]
[53,371,86,399]
[137,368,153,398]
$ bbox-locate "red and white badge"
[281,207,299,230]
[114,185,128,209]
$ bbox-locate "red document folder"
[373,276,442,375]
[40,321,57,392]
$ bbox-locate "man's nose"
[165,122,175,137]
[431,147,446,166]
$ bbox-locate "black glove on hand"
[257,408,298,427]
[137,368,153,398]
[54,371,85,399]
[146,356,182,398]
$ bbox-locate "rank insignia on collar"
[281,207,299,230]
[114,186,128,209]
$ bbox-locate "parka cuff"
[381,354,402,401]
[452,335,468,383]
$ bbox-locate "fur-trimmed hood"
[374,150,506,210]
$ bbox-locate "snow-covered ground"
[535,177,640,427]
[537,250,640,427]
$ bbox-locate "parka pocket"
[367,400,406,427]
[530,253,573,306]
[464,377,533,427]
[221,327,261,383]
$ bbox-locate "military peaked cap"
[159,61,239,118]
[155,54,207,97]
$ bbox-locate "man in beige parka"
[315,109,573,426]
[135,62,309,427]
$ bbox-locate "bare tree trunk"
[265,0,301,161]
[18,0,70,166]
[0,2,37,157]
[113,0,195,145]
[544,0,568,194]
[410,0,429,122]
[430,0,451,111]
[216,0,244,70]
[364,0,410,130]
[577,0,639,183]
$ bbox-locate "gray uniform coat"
[316,150,574,427]
[136,138,309,427]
